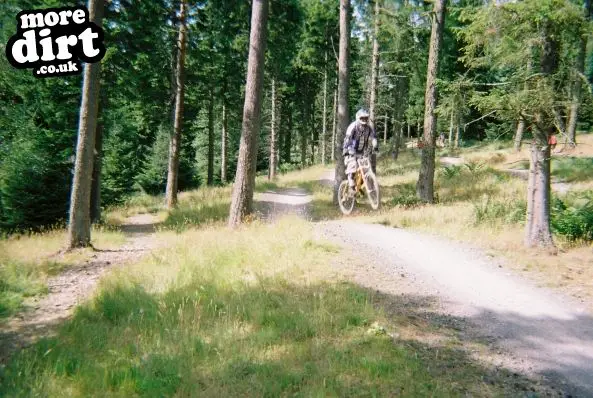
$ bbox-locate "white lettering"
[78,27,99,58]
[20,13,43,29]
[44,11,59,27]
[58,10,73,25]
[55,35,78,60]
[11,30,39,64]
[39,29,55,61]
[72,9,85,24]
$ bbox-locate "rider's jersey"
[343,121,376,156]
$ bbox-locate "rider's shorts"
[344,155,358,174]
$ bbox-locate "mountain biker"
[342,108,378,193]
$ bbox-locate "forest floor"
[1,136,592,396]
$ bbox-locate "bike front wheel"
[338,180,355,215]
[365,172,380,210]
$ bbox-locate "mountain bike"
[338,154,380,215]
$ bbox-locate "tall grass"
[0,227,125,318]
[1,218,533,396]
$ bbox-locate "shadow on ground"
[1,277,583,396]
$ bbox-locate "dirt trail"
[315,221,593,397]
[260,170,593,395]
[0,213,161,363]
[254,187,312,221]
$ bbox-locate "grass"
[0,218,543,396]
[552,156,593,182]
[0,227,126,318]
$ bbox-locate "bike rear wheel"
[338,180,355,215]
[365,172,380,210]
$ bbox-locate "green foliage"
[464,161,486,175]
[552,192,593,241]
[136,125,171,196]
[552,156,593,183]
[441,165,462,180]
[0,261,47,318]
[472,195,527,226]
[0,138,71,231]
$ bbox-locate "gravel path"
[252,174,593,395]
[254,187,312,221]
[0,213,161,364]
[316,220,593,397]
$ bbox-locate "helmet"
[356,108,370,125]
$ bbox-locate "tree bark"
[269,78,277,180]
[207,87,215,185]
[407,123,410,139]
[331,88,337,162]
[221,101,227,183]
[284,106,292,164]
[514,116,525,152]
[333,0,351,204]
[565,0,591,147]
[448,111,454,148]
[369,0,380,126]
[383,115,388,145]
[321,52,328,166]
[393,115,401,160]
[301,123,307,167]
[525,124,554,248]
[416,0,446,203]
[524,26,558,249]
[455,114,461,148]
[165,0,188,209]
[90,119,103,223]
[67,0,103,249]
[228,0,268,227]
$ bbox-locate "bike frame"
[352,155,374,195]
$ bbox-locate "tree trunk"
[301,125,307,167]
[228,0,268,227]
[207,87,215,185]
[455,114,461,148]
[407,123,410,139]
[165,0,188,209]
[566,0,591,147]
[416,0,445,203]
[221,101,227,183]
[383,115,388,145]
[67,0,103,249]
[284,106,292,163]
[269,78,277,180]
[393,115,401,160]
[525,26,558,249]
[514,117,525,152]
[321,52,328,166]
[369,0,380,126]
[448,111,454,148]
[90,120,103,223]
[525,125,554,248]
[331,88,337,162]
[333,0,351,204]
